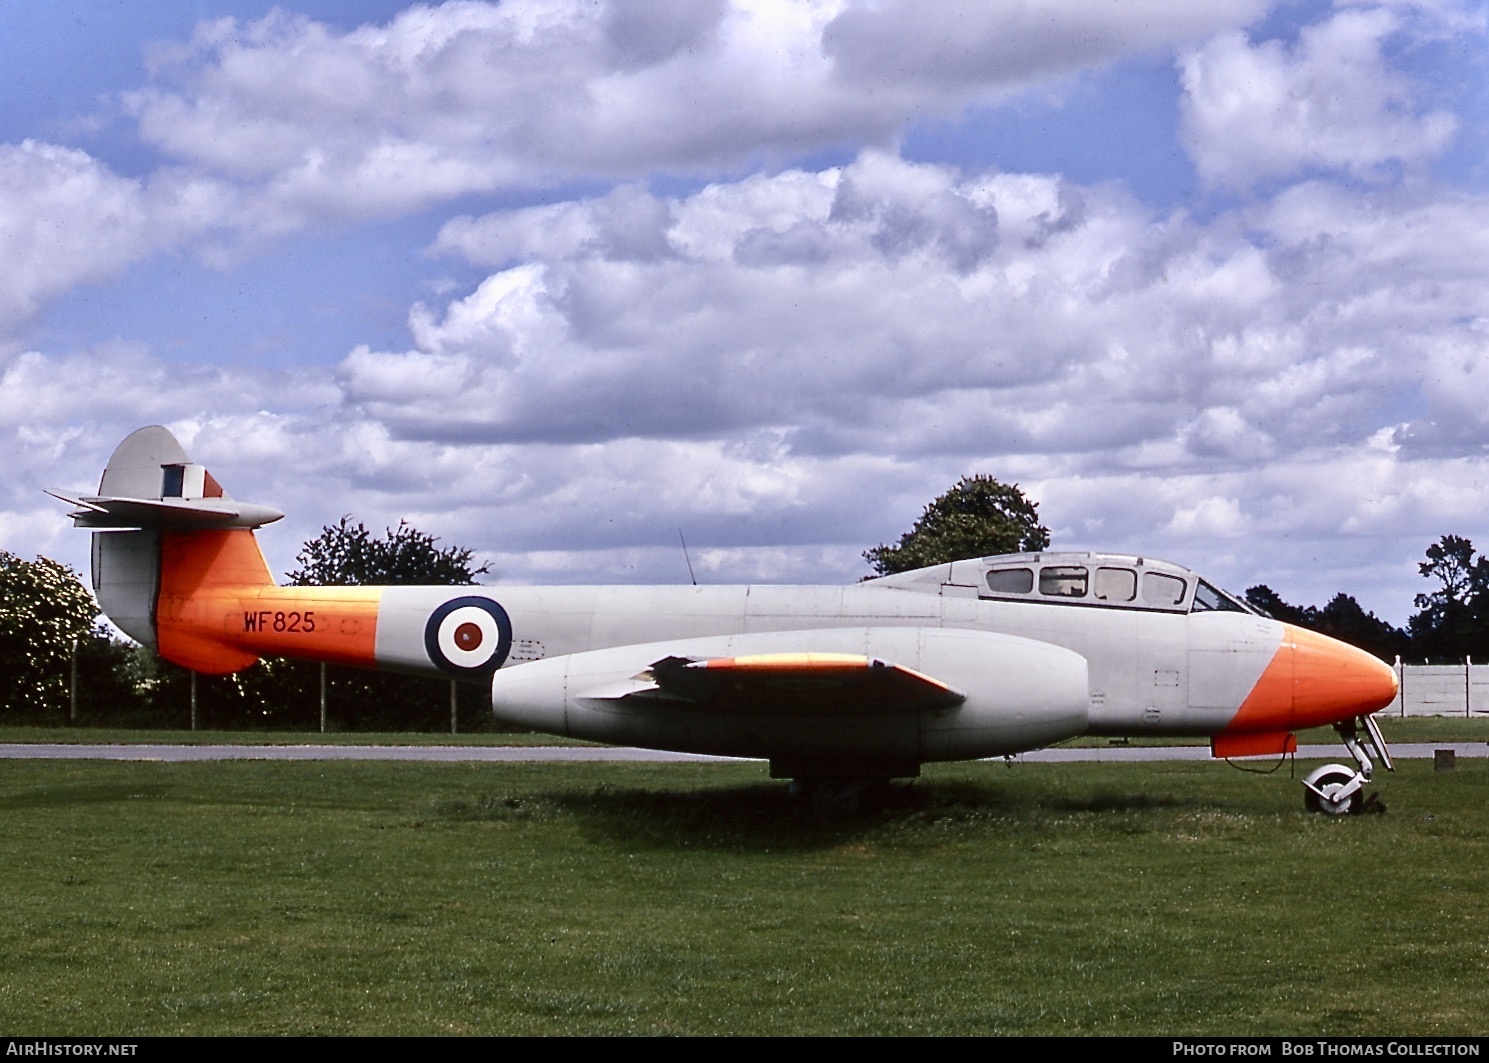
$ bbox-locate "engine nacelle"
[489,626,1089,775]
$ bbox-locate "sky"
[3,0,1489,627]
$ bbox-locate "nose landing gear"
[1301,714,1393,815]
[1302,764,1364,814]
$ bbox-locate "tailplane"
[58,427,495,681]
[51,425,283,532]
[51,426,283,669]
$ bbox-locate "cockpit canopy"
[868,551,1254,615]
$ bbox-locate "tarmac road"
[0,742,1483,763]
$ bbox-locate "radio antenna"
[678,529,698,586]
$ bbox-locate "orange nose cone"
[1288,625,1399,729]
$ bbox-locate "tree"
[0,553,99,718]
[287,516,488,586]
[1243,585,1308,626]
[1245,584,1408,663]
[1408,535,1489,661]
[865,475,1050,576]
[0,551,196,727]
[1313,593,1409,663]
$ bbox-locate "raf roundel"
[424,597,513,677]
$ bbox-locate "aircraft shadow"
[490,780,1199,852]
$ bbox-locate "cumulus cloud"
[0,141,230,330]
[1393,320,1489,451]
[823,0,1264,91]
[119,0,1266,226]
[0,343,331,567]
[360,153,1465,473]
[0,0,1291,335]
[1180,6,1459,188]
[3,346,211,431]
[1163,494,1249,539]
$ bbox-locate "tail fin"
[59,427,443,679]
[52,425,284,532]
[53,426,284,672]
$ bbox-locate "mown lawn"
[0,756,1484,1035]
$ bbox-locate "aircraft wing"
[585,651,967,716]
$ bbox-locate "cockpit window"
[1142,572,1187,607]
[1192,580,1248,614]
[1093,567,1137,602]
[1039,566,1088,598]
[986,568,1034,594]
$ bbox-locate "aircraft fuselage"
[71,427,1399,785]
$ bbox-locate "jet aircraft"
[55,426,1399,812]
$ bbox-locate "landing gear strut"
[1301,714,1393,815]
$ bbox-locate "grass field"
[1,750,1486,1036]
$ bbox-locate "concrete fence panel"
[1393,660,1489,717]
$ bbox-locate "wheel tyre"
[1306,768,1361,816]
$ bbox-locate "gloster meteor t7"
[55,427,1399,812]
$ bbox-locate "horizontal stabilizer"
[53,425,280,530]
[48,490,284,530]
[587,651,967,716]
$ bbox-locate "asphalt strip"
[0,743,1483,763]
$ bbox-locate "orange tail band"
[156,529,383,674]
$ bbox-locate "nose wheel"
[1302,764,1363,815]
[1301,715,1392,815]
